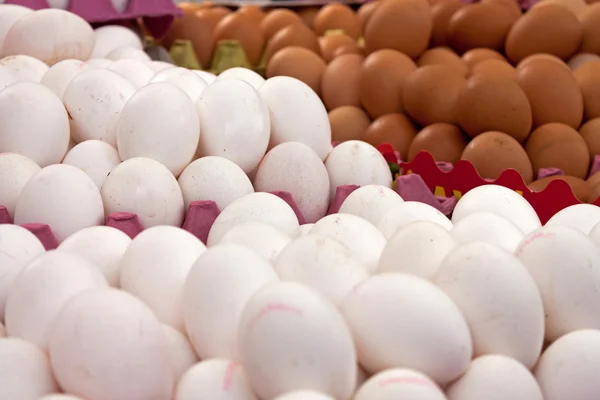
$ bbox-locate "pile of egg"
[4,5,600,400]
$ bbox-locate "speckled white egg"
[106,46,151,62]
[219,221,291,263]
[218,67,265,89]
[91,25,143,59]
[0,5,32,57]
[162,324,198,383]
[450,212,524,253]
[193,70,217,84]
[546,204,600,234]
[354,368,446,400]
[108,58,155,88]
[299,223,314,235]
[40,59,86,100]
[151,66,208,101]
[0,54,48,82]
[0,153,40,218]
[338,185,404,226]
[62,140,121,189]
[377,201,453,239]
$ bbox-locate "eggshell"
[357,1,380,31]
[267,47,326,95]
[535,329,600,400]
[469,59,516,79]
[580,4,600,54]
[1,54,49,82]
[354,368,446,400]
[274,391,334,400]
[162,324,198,383]
[40,59,86,101]
[329,106,371,142]
[568,53,600,71]
[214,13,264,66]
[207,192,300,246]
[0,4,32,57]
[108,59,155,88]
[529,175,592,202]
[298,223,314,235]
[238,281,357,399]
[532,0,587,15]
[58,226,131,287]
[193,69,217,84]
[573,61,600,120]
[48,288,173,400]
[260,9,304,40]
[462,48,506,70]
[220,222,291,263]
[64,68,136,147]
[298,6,319,28]
[418,47,467,76]
[101,157,185,228]
[175,359,257,400]
[505,4,583,63]
[377,201,453,239]
[451,212,524,252]
[238,5,266,26]
[321,53,363,110]
[62,140,121,189]
[517,53,570,70]
[91,25,143,59]
[150,66,208,101]
[545,204,600,234]
[218,67,265,90]
[161,10,214,69]
[0,153,40,218]
[265,23,320,62]
[360,113,418,160]
[315,3,361,38]
[5,251,107,350]
[106,46,151,62]
[447,355,543,400]
[319,34,360,63]
[339,185,404,226]
[408,123,468,163]
[259,76,331,161]
[0,82,69,167]
[525,123,590,179]
[580,117,600,158]
[39,395,84,400]
[342,273,472,383]
[0,338,58,399]
[516,225,600,341]
[198,79,270,173]
[274,234,369,305]
[183,244,278,359]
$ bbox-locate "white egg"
[207,192,300,246]
[0,54,48,82]
[178,156,254,212]
[377,201,453,239]
[193,69,217,84]
[58,225,131,287]
[0,322,4,337]
[338,185,404,226]
[101,157,185,228]
[589,220,600,245]
[298,223,314,235]
[148,60,175,72]
[91,25,143,59]
[259,76,331,160]
[62,140,121,189]
[274,391,334,400]
[238,281,357,399]
[0,338,58,399]
[106,46,151,62]
[452,185,541,234]
[108,58,155,88]
[342,273,472,384]
[516,225,600,341]
[48,288,173,400]
[219,221,291,263]
[150,66,208,101]
[40,59,87,100]
[120,226,206,331]
[63,68,135,146]
[377,221,456,279]
[175,359,257,400]
[0,224,45,322]
[354,368,446,400]
[116,82,200,176]
[39,395,85,400]
[3,9,94,65]
[274,234,369,305]
[5,251,108,350]
[14,164,104,242]
[450,211,524,253]
[0,4,32,57]
[183,244,278,359]
[162,324,199,383]
[218,67,265,89]
[309,213,386,273]
[434,242,545,368]
[254,142,331,223]
[546,203,600,234]
[197,79,270,173]
[447,354,543,400]
[85,58,112,68]
[0,64,15,90]
[0,153,40,218]
[0,81,69,166]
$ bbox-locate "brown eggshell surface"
[264,23,320,62]
[430,0,465,47]
[364,0,432,58]
[529,175,592,202]
[587,172,600,201]
[525,122,590,179]
[357,1,381,32]
[532,0,587,16]
[162,10,215,69]
[580,5,600,58]
[237,5,265,26]
[417,47,468,76]
[359,49,417,119]
[482,0,522,18]
[462,48,506,71]
[469,59,516,80]
[260,9,304,40]
[408,123,468,163]
[360,113,418,160]
[319,34,360,63]
[580,118,600,158]
[321,53,364,110]
[505,4,583,64]
[299,7,320,28]
[267,47,326,95]
[313,3,361,39]
[214,13,264,66]
[329,106,372,142]
[202,7,232,30]
[568,53,600,72]
[574,61,600,120]
[402,65,466,126]
[456,74,533,142]
[461,131,534,183]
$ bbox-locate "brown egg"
[517,54,570,72]
[461,131,534,183]
[529,175,592,202]
[319,34,360,63]
[360,113,418,159]
[462,48,506,71]
[417,47,467,76]
[525,122,590,178]
[456,74,532,141]
[313,3,361,39]
[587,172,600,201]
[264,22,320,62]
[364,0,432,58]
[329,106,372,142]
[482,0,522,18]
[430,0,465,47]
[447,2,519,54]
[260,9,304,40]
[321,54,364,110]
[568,53,600,71]
[407,123,468,163]
[533,0,588,16]
[573,61,600,120]
[162,10,214,69]
[505,4,583,64]
[580,118,600,158]
[357,1,381,32]
[237,5,265,26]
[359,49,417,119]
[299,7,320,28]
[469,59,517,79]
[333,44,362,59]
[516,58,584,129]
[214,13,264,66]
[579,4,600,54]
[203,7,233,30]
[267,47,326,95]
[402,65,466,126]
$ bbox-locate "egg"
[313,3,361,39]
[161,9,214,69]
[568,53,600,71]
[359,115,417,160]
[580,118,600,158]
[319,33,360,63]
[338,184,405,226]
[264,22,320,62]
[266,47,326,96]
[193,69,217,84]
[377,201,453,239]
[408,123,468,163]
[321,53,363,110]
[298,7,319,28]
[470,59,516,79]
[545,203,600,234]
[105,46,151,62]
[329,106,371,142]
[354,369,446,400]
[62,140,121,189]
[529,175,592,202]
[40,59,87,100]
[260,9,304,40]
[0,54,49,84]
[0,4,32,58]
[430,0,465,47]
[219,222,291,263]
[357,1,380,31]
[150,66,208,101]
[450,212,525,252]
[90,25,143,59]
[418,47,467,76]
[274,391,334,400]
[580,4,600,54]
[0,153,40,219]
[214,13,264,66]
[573,61,600,120]
[162,324,198,383]
[217,67,266,89]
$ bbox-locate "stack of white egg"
[2,5,600,400]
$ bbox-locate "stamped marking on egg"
[222,361,239,392]
[248,302,303,331]
[378,375,437,388]
[514,232,557,257]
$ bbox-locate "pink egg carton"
[4,0,181,38]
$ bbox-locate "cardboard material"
[21,223,59,250]
[105,212,144,239]
[0,206,12,225]
[327,185,360,215]
[182,200,220,244]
